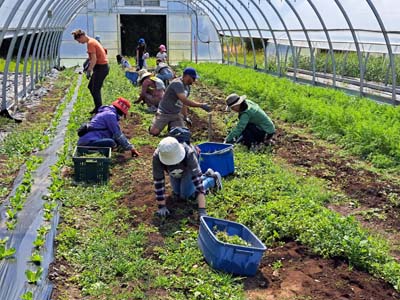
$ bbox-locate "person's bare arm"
[88,52,97,72]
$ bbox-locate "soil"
[51,80,400,299]
[0,79,67,204]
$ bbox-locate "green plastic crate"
[73,146,111,183]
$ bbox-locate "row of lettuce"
[184,62,400,169]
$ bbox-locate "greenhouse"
[1,0,400,299]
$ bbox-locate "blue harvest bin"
[198,216,267,276]
[197,142,234,177]
[125,71,138,85]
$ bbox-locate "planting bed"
[3,63,400,299]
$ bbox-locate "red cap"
[112,97,131,115]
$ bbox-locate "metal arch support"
[1,0,41,111]
[205,0,247,66]
[193,0,238,64]
[36,0,77,80]
[223,0,258,68]
[194,0,241,64]
[13,0,55,100]
[306,0,336,87]
[31,0,83,87]
[0,0,26,51]
[188,1,227,63]
[247,0,281,75]
[334,0,364,97]
[30,0,71,87]
[21,0,69,94]
[284,0,315,84]
[366,0,397,104]
[265,0,297,81]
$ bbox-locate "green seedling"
[33,237,45,248]
[25,267,43,284]
[0,244,16,259]
[43,211,53,221]
[29,252,42,265]
[6,208,17,220]
[6,220,17,231]
[21,291,33,300]
[272,260,283,271]
[37,225,51,237]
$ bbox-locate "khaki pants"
[151,112,185,132]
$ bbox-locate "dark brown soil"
[245,241,400,300]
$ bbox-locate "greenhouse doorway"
[120,15,167,58]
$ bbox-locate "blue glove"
[200,103,211,112]
[157,205,170,217]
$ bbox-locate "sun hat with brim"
[138,70,152,84]
[158,137,186,166]
[225,93,246,110]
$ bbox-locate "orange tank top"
[87,37,108,65]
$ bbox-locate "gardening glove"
[200,103,211,112]
[131,148,140,157]
[184,116,192,127]
[85,71,91,80]
[198,208,207,217]
[157,205,170,217]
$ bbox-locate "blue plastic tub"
[125,71,138,85]
[198,216,267,276]
[197,142,234,177]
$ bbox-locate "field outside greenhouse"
[1,59,400,299]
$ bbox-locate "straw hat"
[158,137,186,166]
[138,69,152,84]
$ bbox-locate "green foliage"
[182,62,400,169]
[25,267,43,284]
[0,242,16,260]
[214,228,250,247]
[29,252,42,265]
[206,149,400,290]
[21,291,33,300]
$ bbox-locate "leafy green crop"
[182,62,400,169]
[25,267,43,284]
[214,227,250,246]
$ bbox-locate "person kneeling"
[224,93,275,149]
[77,97,140,157]
[152,137,222,218]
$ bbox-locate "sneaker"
[204,168,223,191]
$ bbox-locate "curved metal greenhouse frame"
[0,0,399,117]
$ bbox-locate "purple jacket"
[77,105,133,150]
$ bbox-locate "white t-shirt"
[156,52,168,62]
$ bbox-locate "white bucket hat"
[158,137,186,165]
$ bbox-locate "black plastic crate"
[73,146,111,183]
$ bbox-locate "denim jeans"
[170,171,215,199]
[86,138,116,148]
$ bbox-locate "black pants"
[88,64,109,112]
[241,123,274,148]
